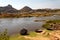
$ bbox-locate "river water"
[0,15,60,34]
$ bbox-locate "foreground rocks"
[20,28,28,35]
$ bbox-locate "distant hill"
[0,5,60,18]
[20,6,32,12]
[0,4,60,14]
[0,4,18,13]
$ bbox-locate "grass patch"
[10,34,20,40]
[43,20,60,30]
[27,32,37,37]
[10,32,37,40]
[46,20,60,23]
[10,34,31,40]
[18,37,31,40]
[42,23,52,29]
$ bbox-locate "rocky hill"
[20,6,32,12]
[0,4,60,14]
[0,4,18,13]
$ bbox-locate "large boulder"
[20,28,28,35]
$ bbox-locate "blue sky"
[0,0,60,9]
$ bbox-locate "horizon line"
[0,4,60,10]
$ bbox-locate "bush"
[46,20,60,23]
[20,28,28,35]
[44,20,60,30]
[0,29,9,40]
[43,24,51,29]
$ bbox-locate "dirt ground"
[23,30,60,40]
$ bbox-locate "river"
[0,15,60,34]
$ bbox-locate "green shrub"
[42,24,52,29]
[43,20,60,30]
[0,29,9,40]
[46,20,60,23]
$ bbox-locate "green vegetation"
[10,32,37,40]
[43,20,60,30]
[19,37,31,40]
[42,23,52,29]
[46,20,60,23]
[10,34,31,40]
[10,34,20,40]
[0,29,9,40]
[27,32,37,37]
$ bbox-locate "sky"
[0,0,60,10]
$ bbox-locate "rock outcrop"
[0,4,17,13]
[20,6,32,12]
